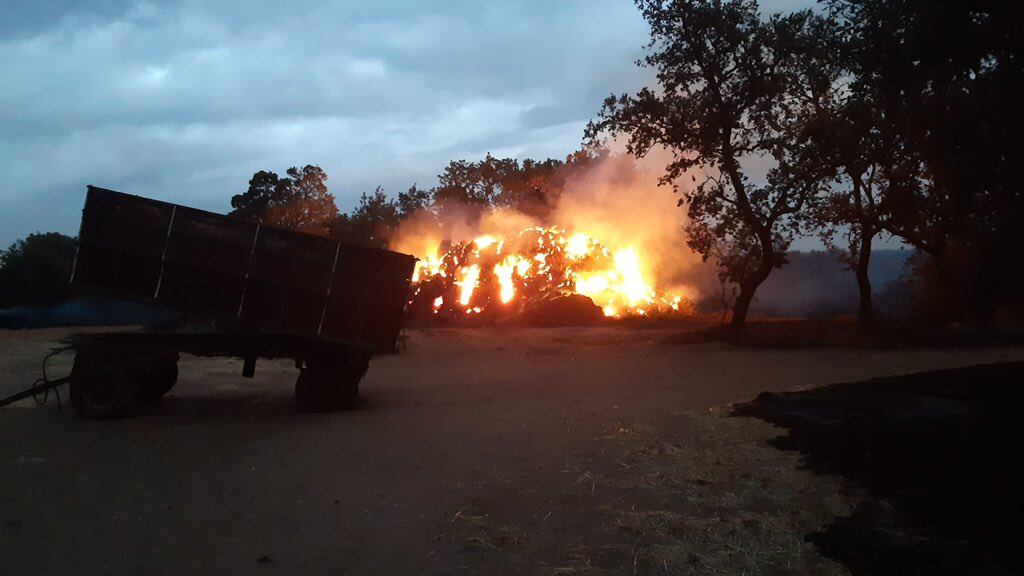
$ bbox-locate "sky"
[0,0,813,247]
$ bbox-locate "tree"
[264,165,337,235]
[328,187,401,249]
[329,147,610,249]
[397,184,432,219]
[588,0,825,334]
[0,232,76,308]
[230,165,338,235]
[433,155,512,212]
[795,12,908,326]
[229,170,282,221]
[500,158,562,218]
[828,0,1024,321]
[431,152,597,222]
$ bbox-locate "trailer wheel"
[294,354,369,413]
[70,355,143,419]
[140,356,178,402]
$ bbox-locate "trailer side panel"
[72,186,416,352]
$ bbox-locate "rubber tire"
[294,356,367,413]
[140,357,178,402]
[70,355,143,419]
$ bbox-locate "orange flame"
[406,226,692,318]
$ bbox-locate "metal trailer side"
[7,185,417,418]
[73,185,416,351]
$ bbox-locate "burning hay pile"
[406,227,692,321]
[380,152,705,324]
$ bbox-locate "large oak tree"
[589,0,826,334]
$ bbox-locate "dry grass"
[427,411,858,575]
[561,410,856,575]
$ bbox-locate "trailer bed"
[9,186,418,418]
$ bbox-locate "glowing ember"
[405,226,693,318]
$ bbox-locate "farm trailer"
[1,186,416,418]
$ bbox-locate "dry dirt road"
[2,326,1023,575]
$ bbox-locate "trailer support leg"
[242,356,256,378]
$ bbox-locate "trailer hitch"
[0,347,73,410]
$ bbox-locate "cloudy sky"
[0,0,811,247]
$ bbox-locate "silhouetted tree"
[795,12,910,326]
[431,148,611,224]
[397,184,432,219]
[328,187,401,249]
[830,0,1024,321]
[499,158,563,218]
[230,165,337,235]
[589,0,826,334]
[0,232,76,308]
[433,155,512,213]
[229,170,282,221]
[555,146,611,185]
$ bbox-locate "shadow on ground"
[734,362,1024,575]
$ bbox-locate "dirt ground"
[2,326,1023,575]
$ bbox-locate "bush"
[0,232,76,308]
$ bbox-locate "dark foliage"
[397,183,432,219]
[827,0,1024,322]
[432,148,607,222]
[0,232,76,308]
[795,10,907,326]
[238,149,607,249]
[328,187,402,249]
[230,165,338,235]
[588,0,1023,328]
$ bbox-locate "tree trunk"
[856,228,874,327]
[730,283,756,337]
[729,261,774,339]
[720,154,775,340]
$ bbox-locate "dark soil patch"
[734,362,1024,575]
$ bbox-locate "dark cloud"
[0,0,142,39]
[0,0,810,246]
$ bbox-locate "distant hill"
[749,250,912,318]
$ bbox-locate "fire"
[390,152,705,321]
[473,235,499,250]
[408,236,444,282]
[405,226,692,318]
[456,264,480,306]
[565,233,591,259]
[493,256,523,304]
